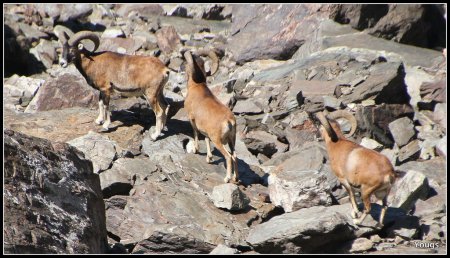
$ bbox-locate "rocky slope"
[3,3,447,254]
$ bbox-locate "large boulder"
[292,19,443,68]
[211,183,250,211]
[25,66,99,113]
[155,26,182,54]
[388,116,416,147]
[268,145,332,212]
[246,203,381,254]
[99,157,161,198]
[329,4,389,30]
[4,129,107,254]
[114,4,164,18]
[3,75,45,110]
[228,4,328,64]
[388,170,430,212]
[34,4,94,22]
[354,104,414,147]
[97,37,146,55]
[329,4,446,50]
[67,131,118,174]
[366,4,446,49]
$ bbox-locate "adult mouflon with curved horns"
[315,110,396,227]
[183,47,239,184]
[54,25,170,140]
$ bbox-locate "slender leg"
[147,92,167,141]
[213,139,233,183]
[95,92,105,125]
[354,185,378,225]
[101,91,111,131]
[188,120,199,154]
[205,137,213,163]
[341,180,360,219]
[375,188,390,227]
[228,134,239,183]
[158,91,169,130]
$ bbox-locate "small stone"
[349,238,374,253]
[370,234,382,243]
[389,117,416,147]
[211,184,250,211]
[394,236,405,245]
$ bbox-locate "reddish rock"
[155,26,181,54]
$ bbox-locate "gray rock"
[268,146,332,212]
[293,18,443,68]
[418,80,446,110]
[99,157,160,198]
[4,129,107,254]
[347,238,374,253]
[229,4,326,64]
[268,169,332,213]
[397,139,421,163]
[142,134,188,163]
[233,99,263,114]
[4,75,45,109]
[101,27,125,38]
[163,4,231,20]
[132,231,215,254]
[359,137,384,151]
[421,220,446,242]
[17,23,48,42]
[290,74,336,98]
[323,95,343,109]
[413,192,446,219]
[25,66,99,113]
[105,177,251,253]
[433,103,447,130]
[158,15,231,36]
[67,131,117,174]
[211,184,250,211]
[209,81,236,108]
[246,203,378,254]
[31,39,57,69]
[115,4,164,18]
[340,61,409,105]
[244,130,288,158]
[355,104,414,147]
[97,37,145,55]
[388,170,429,212]
[389,117,416,147]
[209,244,239,254]
[380,147,398,166]
[366,4,446,49]
[370,234,382,243]
[155,26,181,54]
[396,158,446,187]
[35,4,93,22]
[435,135,446,157]
[281,110,309,128]
[329,4,388,30]
[385,215,420,240]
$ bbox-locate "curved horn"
[68,31,100,52]
[196,48,219,76]
[326,110,357,137]
[316,112,338,142]
[54,25,74,44]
